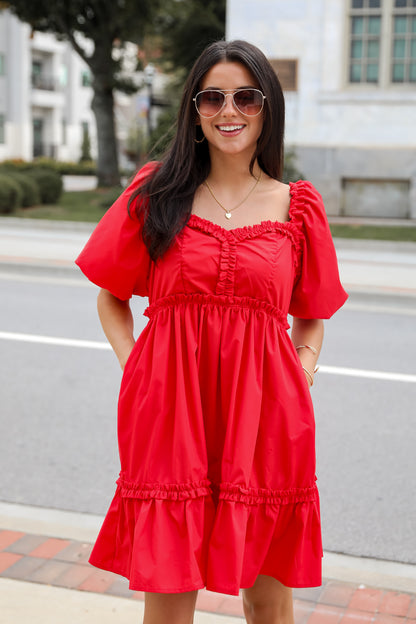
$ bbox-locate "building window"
[0,114,6,144]
[81,69,91,87]
[348,0,416,85]
[0,54,5,76]
[59,64,68,88]
[392,0,416,82]
[349,0,382,83]
[32,60,43,87]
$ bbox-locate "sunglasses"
[193,88,266,118]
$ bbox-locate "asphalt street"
[0,219,415,569]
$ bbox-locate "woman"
[76,40,347,624]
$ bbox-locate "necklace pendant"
[225,212,232,219]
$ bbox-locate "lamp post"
[144,63,155,139]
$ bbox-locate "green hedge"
[26,168,63,204]
[0,158,97,176]
[0,175,22,214]
[7,172,40,207]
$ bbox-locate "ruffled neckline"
[187,180,308,240]
[187,213,293,240]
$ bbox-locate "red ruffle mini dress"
[76,162,348,595]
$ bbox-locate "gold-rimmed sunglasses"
[193,88,266,118]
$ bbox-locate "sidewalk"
[1,519,416,623]
[1,216,416,296]
[0,501,415,623]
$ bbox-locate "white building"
[0,8,161,169]
[0,9,97,163]
[227,0,416,218]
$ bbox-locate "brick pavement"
[1,529,415,622]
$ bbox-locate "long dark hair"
[132,40,285,261]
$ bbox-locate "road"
[0,241,415,567]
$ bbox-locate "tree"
[154,0,226,74]
[7,0,160,186]
[145,0,225,158]
[79,125,92,163]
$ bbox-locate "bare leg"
[143,591,198,624]
[242,575,294,624]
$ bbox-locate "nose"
[222,93,237,114]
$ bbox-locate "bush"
[0,175,22,214]
[26,168,63,204]
[7,172,40,207]
[0,159,29,171]
[0,158,97,176]
[33,158,97,176]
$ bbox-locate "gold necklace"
[203,170,262,219]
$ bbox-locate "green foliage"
[125,124,149,166]
[153,0,226,73]
[0,158,97,176]
[0,159,31,171]
[6,172,41,207]
[12,187,123,222]
[282,148,304,183]
[329,224,416,242]
[0,175,22,214]
[7,0,162,93]
[26,168,63,204]
[7,0,164,186]
[148,107,178,160]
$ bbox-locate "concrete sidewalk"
[1,215,416,296]
[1,502,416,624]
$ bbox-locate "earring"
[194,125,205,143]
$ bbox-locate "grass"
[329,224,416,242]
[13,187,124,223]
[4,188,416,242]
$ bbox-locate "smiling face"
[197,61,264,162]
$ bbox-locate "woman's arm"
[291,318,324,387]
[97,289,135,371]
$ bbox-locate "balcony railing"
[31,74,60,91]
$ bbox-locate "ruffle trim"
[117,475,317,505]
[187,213,297,243]
[288,180,329,281]
[144,292,289,328]
[187,212,302,276]
[219,482,318,505]
[117,477,211,500]
[216,238,236,296]
[288,180,321,222]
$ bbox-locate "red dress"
[76,162,347,595]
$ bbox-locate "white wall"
[227,0,416,148]
[226,0,416,217]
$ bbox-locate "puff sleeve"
[288,181,348,319]
[75,162,158,300]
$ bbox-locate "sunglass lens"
[196,91,224,117]
[234,90,263,115]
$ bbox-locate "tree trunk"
[91,82,120,187]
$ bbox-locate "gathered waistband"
[144,293,289,328]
